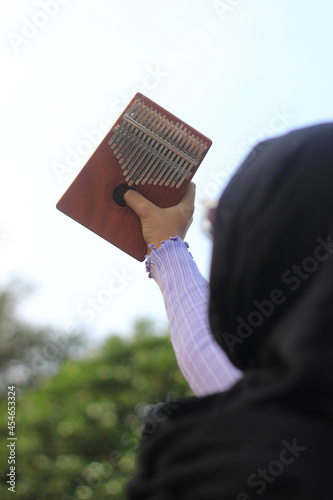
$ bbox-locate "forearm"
[146,237,242,397]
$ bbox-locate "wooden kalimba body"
[56,93,212,260]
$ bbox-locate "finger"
[123,188,155,218]
[178,182,196,211]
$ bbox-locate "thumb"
[123,187,155,219]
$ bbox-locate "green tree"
[0,280,84,395]
[0,318,192,500]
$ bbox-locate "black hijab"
[127,123,333,499]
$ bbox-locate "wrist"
[147,234,181,253]
[147,235,183,254]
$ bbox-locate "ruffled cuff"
[145,236,193,279]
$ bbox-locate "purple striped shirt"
[145,237,242,397]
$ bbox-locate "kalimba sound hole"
[113,183,133,207]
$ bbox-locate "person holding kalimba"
[124,123,333,499]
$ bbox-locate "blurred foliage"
[0,315,192,500]
[0,281,84,395]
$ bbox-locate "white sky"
[1,0,333,341]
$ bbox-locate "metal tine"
[151,113,173,140]
[125,99,145,123]
[172,127,197,159]
[143,108,162,136]
[148,112,168,136]
[154,152,178,185]
[142,144,167,184]
[173,137,198,167]
[161,157,186,186]
[125,111,161,182]
[163,129,193,186]
[176,163,194,188]
[130,111,170,180]
[122,107,158,173]
[159,129,190,185]
[148,147,174,185]
[123,131,151,176]
[118,103,151,162]
[131,112,168,184]
[125,110,160,179]
[191,138,204,158]
[172,140,207,188]
[163,156,186,186]
[132,138,160,185]
[110,100,142,149]
[158,121,186,162]
[170,137,198,185]
[134,102,149,123]
[181,132,197,157]
[130,98,144,117]
[168,127,198,165]
[115,124,140,156]
[170,160,191,187]
[149,123,184,184]
[145,120,179,184]
[144,110,169,145]
[125,134,155,184]
[172,127,195,157]
[187,137,203,160]
[113,102,145,153]
[140,120,175,185]
[168,139,196,187]
[155,125,188,185]
[116,124,143,161]
[120,106,156,166]
[136,103,157,127]
[119,103,151,155]
[161,118,180,145]
[108,122,123,147]
[169,123,189,151]
[135,140,162,185]
[172,142,201,187]
[138,117,172,185]
[196,140,208,160]
[117,105,152,164]
[110,121,133,150]
[179,133,197,159]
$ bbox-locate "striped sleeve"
[145,236,242,397]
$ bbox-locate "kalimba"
[56,93,212,260]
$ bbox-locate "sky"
[1,0,333,342]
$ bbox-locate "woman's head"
[209,123,333,372]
